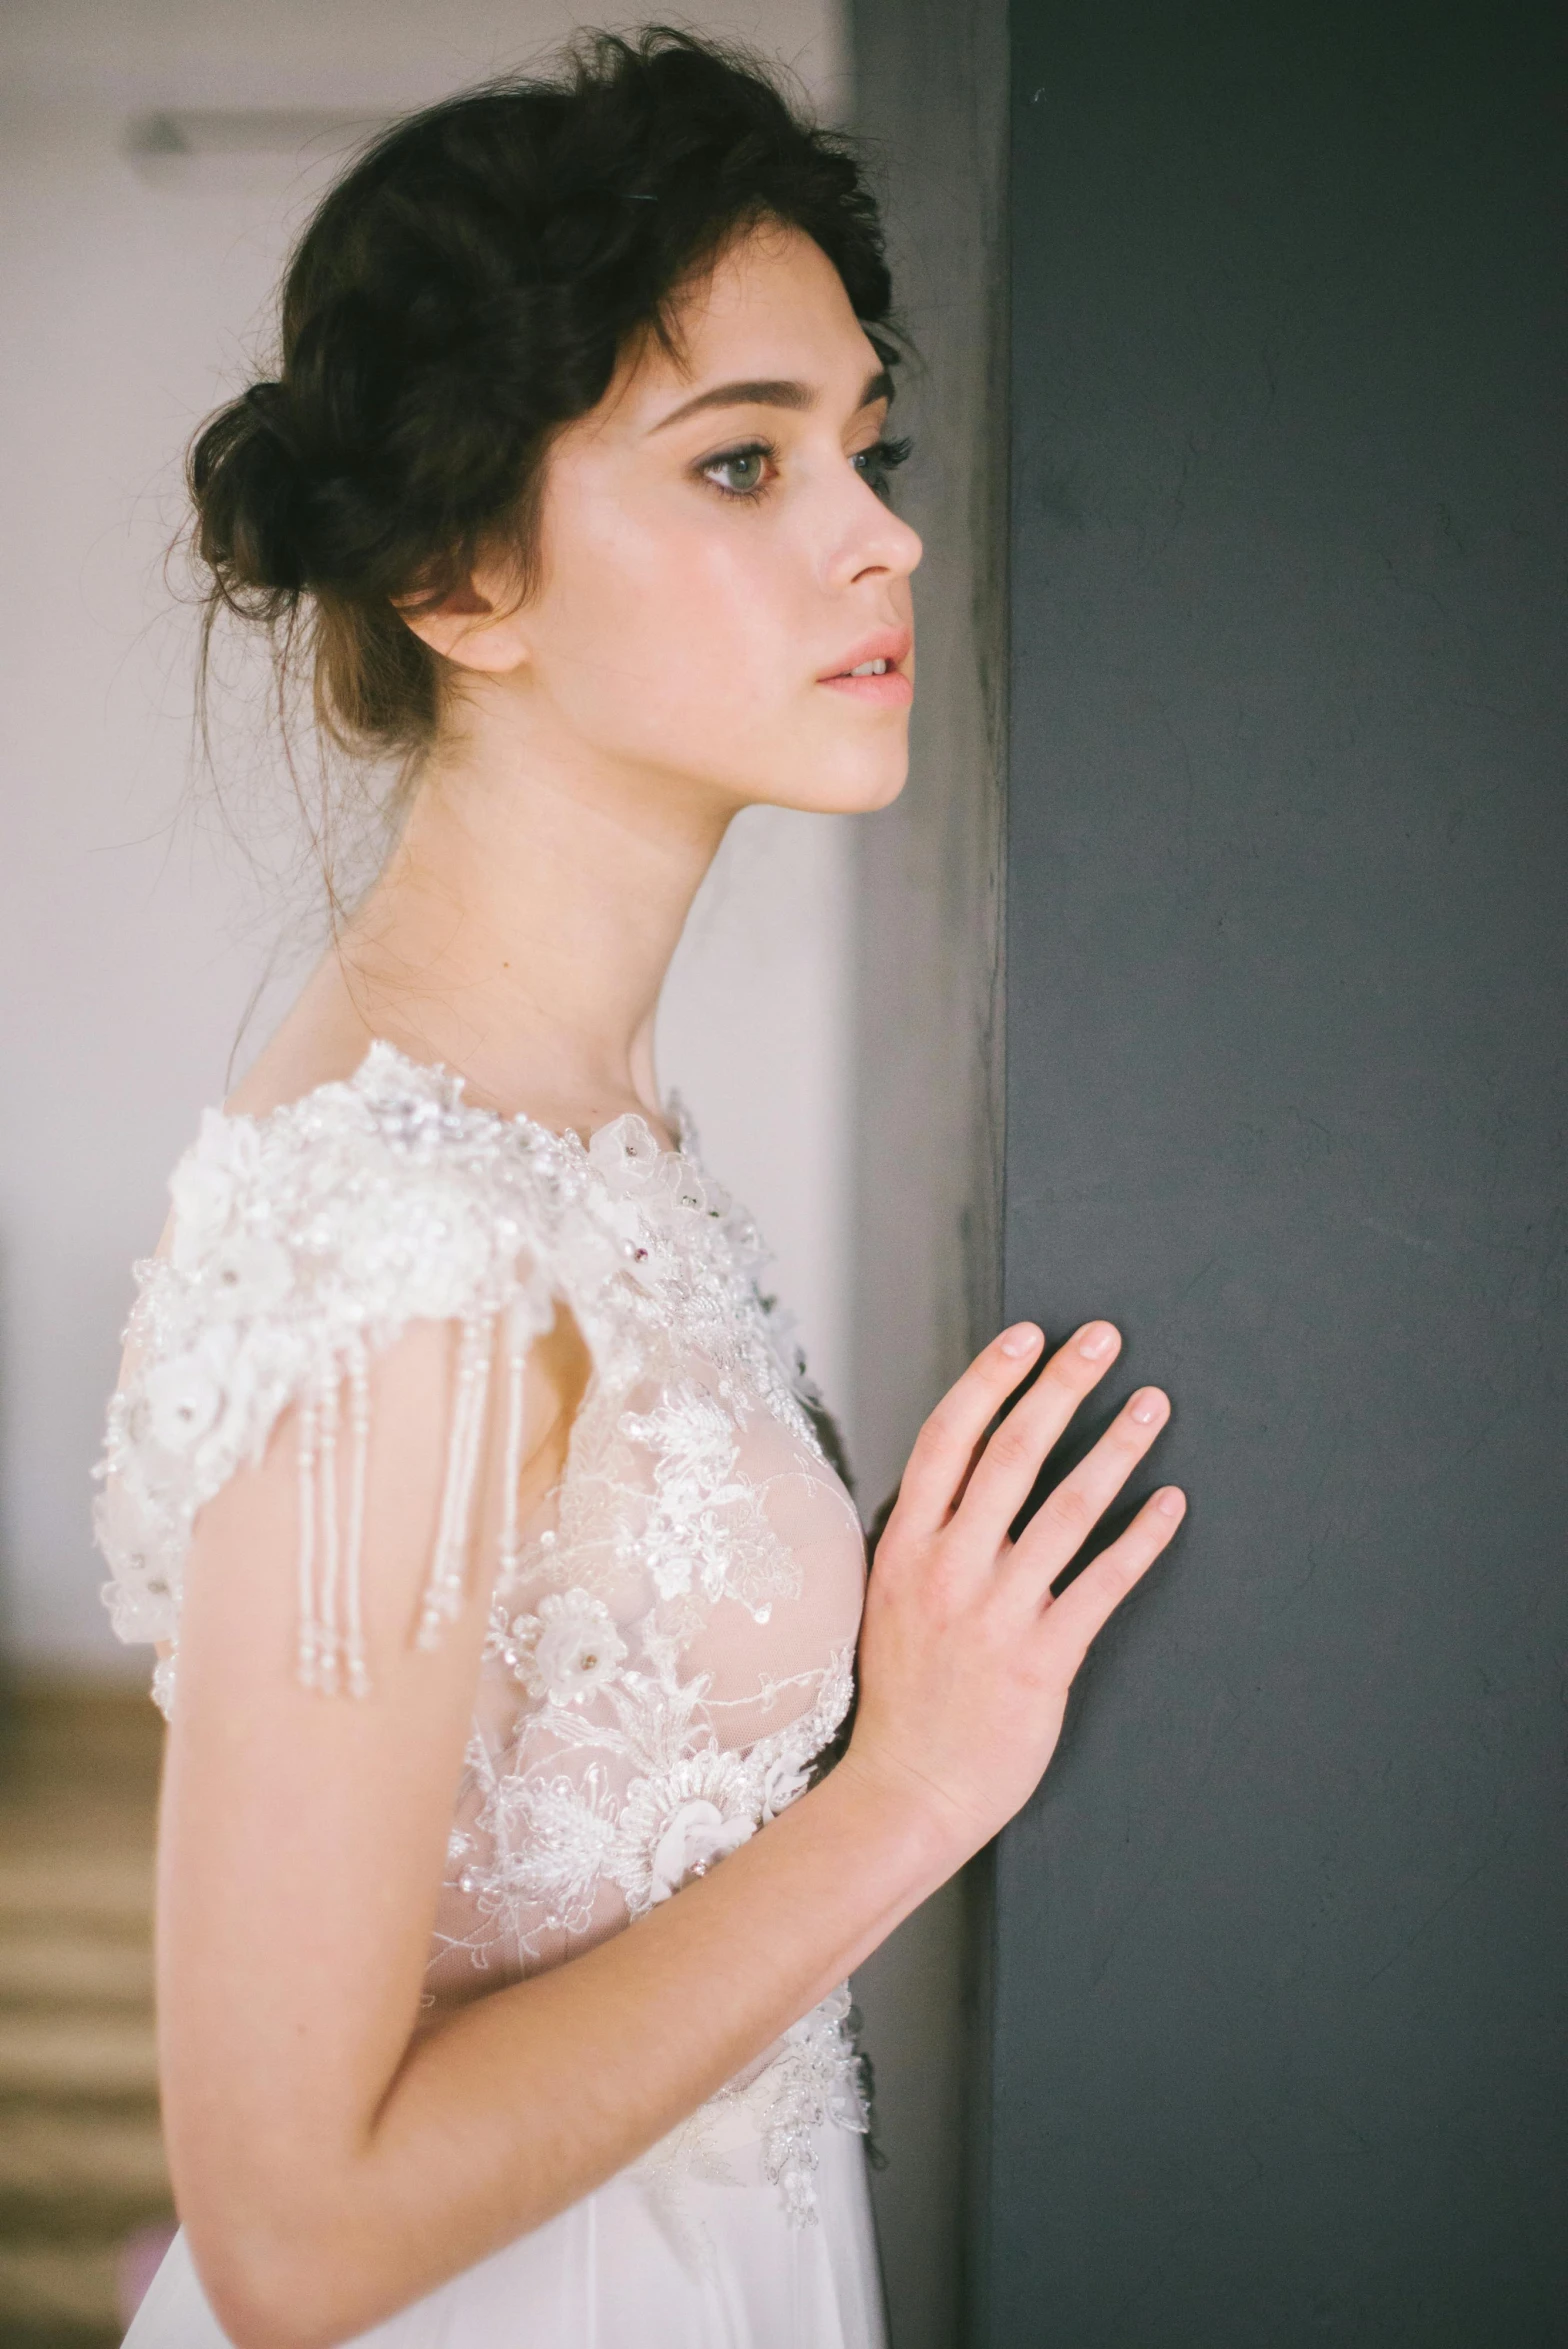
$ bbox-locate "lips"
[818,627,912,683]
[816,627,914,707]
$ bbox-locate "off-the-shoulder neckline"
[217,1036,692,1163]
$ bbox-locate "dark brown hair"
[189,25,897,773]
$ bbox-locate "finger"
[1006,1384,1171,1587]
[949,1321,1123,1548]
[890,1323,1047,1534]
[1040,1486,1185,1670]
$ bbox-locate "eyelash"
[696,434,914,505]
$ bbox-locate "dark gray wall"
[846,3,1008,2346]
[848,0,1008,1506]
[988,1,1568,2343]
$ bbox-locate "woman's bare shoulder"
[218,967,377,1121]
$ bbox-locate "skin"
[158,220,1186,2347]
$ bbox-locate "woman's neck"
[247,690,734,1140]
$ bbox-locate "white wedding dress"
[92,1040,889,2348]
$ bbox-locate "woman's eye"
[851,434,913,503]
[700,444,773,498]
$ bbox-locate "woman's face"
[443,220,921,819]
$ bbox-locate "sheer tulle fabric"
[94,1043,887,2345]
[124,2122,886,2349]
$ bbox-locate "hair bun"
[189,378,311,599]
[240,379,296,443]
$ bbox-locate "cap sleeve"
[91,1057,561,1717]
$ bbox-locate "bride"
[93,28,1183,2347]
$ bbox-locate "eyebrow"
[650,366,895,434]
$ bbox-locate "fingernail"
[1078,1323,1117,1359]
[1157,1487,1186,1517]
[1129,1388,1166,1425]
[1000,1323,1042,1358]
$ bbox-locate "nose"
[831,480,923,592]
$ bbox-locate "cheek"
[541,501,802,753]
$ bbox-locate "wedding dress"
[92,1039,889,2348]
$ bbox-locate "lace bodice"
[92,1040,872,2228]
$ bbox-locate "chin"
[767,737,912,818]
[830,751,911,816]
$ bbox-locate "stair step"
[0,2238,123,2331]
[0,1682,163,1779]
[0,1684,172,2336]
[0,2105,169,2203]
[0,2015,159,2099]
[0,1930,155,2007]
[0,1854,153,1932]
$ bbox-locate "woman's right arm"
[161,1311,1182,2349]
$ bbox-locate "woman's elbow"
[185,2200,375,2349]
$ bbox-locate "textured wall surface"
[845,2,1008,2343]
[848,0,1008,1515]
[989,1,1568,2341]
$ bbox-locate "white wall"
[0,0,853,1672]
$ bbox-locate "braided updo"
[189,25,896,764]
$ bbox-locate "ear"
[394,556,532,676]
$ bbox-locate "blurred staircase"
[0,1683,173,2347]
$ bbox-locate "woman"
[94,29,1183,2348]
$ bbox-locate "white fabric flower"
[512,1588,627,1707]
[759,1753,813,1822]
[143,1352,224,1453]
[93,1474,178,1645]
[649,1797,755,1904]
[589,1115,688,1203]
[90,1471,161,1581]
[141,1324,253,1464]
[206,1234,294,1319]
[584,1116,709,1294]
[168,1111,260,1272]
[610,1746,761,1915]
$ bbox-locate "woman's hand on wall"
[843,1321,1183,1866]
